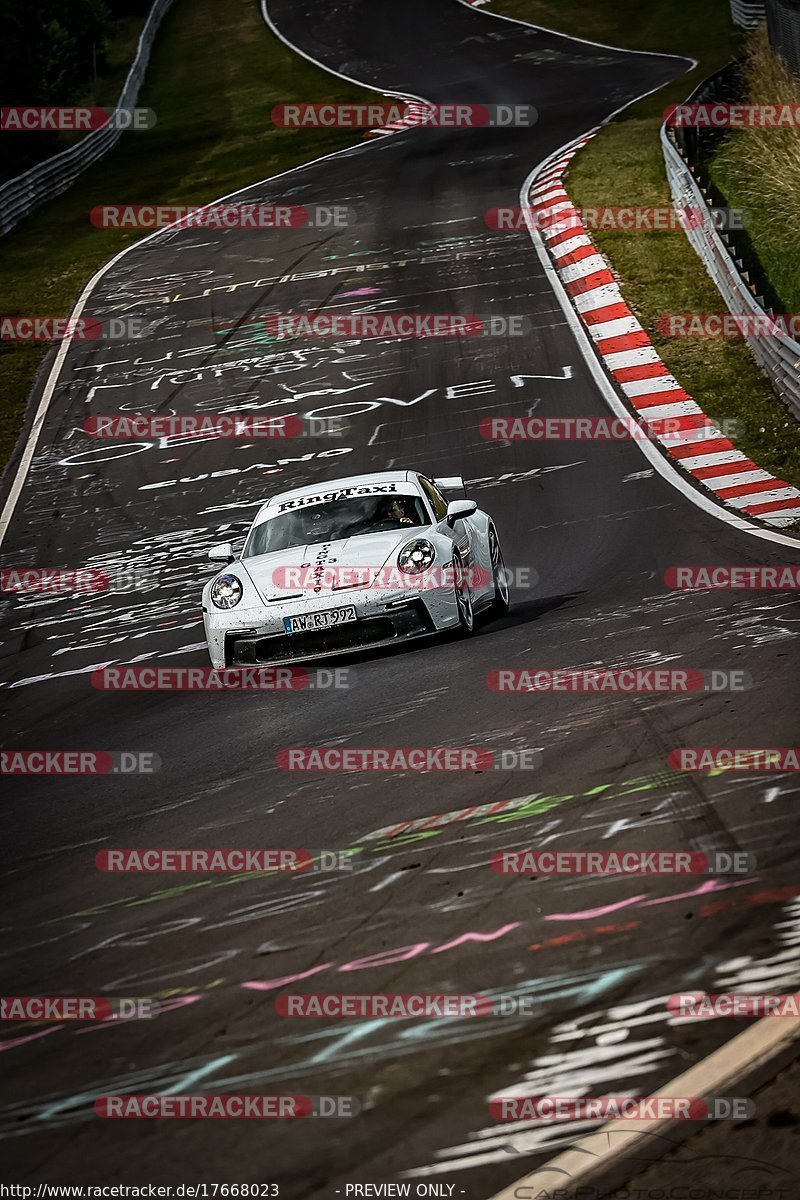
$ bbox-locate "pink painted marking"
[544,878,753,921]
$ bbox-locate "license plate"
[283,606,357,634]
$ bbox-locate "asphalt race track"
[1,0,800,1192]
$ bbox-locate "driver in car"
[381,497,414,526]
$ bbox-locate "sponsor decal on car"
[277,484,399,511]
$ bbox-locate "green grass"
[709,27,800,316]
[491,0,800,488]
[709,150,800,313]
[712,159,800,315]
[0,0,372,470]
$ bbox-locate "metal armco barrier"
[662,71,800,421]
[766,0,800,74]
[662,62,800,427]
[731,0,766,28]
[0,0,175,238]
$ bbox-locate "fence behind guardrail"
[766,0,800,73]
[0,0,175,238]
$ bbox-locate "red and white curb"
[366,100,441,139]
[528,132,800,528]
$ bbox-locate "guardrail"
[0,0,175,238]
[661,69,800,421]
[731,0,766,28]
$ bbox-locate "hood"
[241,531,425,601]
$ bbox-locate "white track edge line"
[455,0,698,64]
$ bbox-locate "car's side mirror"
[208,542,234,563]
[445,499,478,527]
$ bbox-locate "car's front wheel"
[488,526,510,616]
[452,549,475,634]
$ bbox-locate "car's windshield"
[245,493,429,556]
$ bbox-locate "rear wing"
[433,476,464,491]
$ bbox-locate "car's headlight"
[397,539,435,574]
[211,573,243,609]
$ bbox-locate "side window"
[419,477,448,522]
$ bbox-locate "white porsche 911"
[202,470,509,667]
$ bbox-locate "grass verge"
[0,0,372,472]
[709,27,800,315]
[490,0,800,489]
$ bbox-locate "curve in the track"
[0,2,799,1194]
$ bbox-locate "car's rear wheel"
[489,526,510,616]
[452,549,475,634]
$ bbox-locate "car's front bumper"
[228,600,435,665]
[203,588,458,667]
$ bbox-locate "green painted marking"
[51,769,716,924]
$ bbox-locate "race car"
[202,470,509,667]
